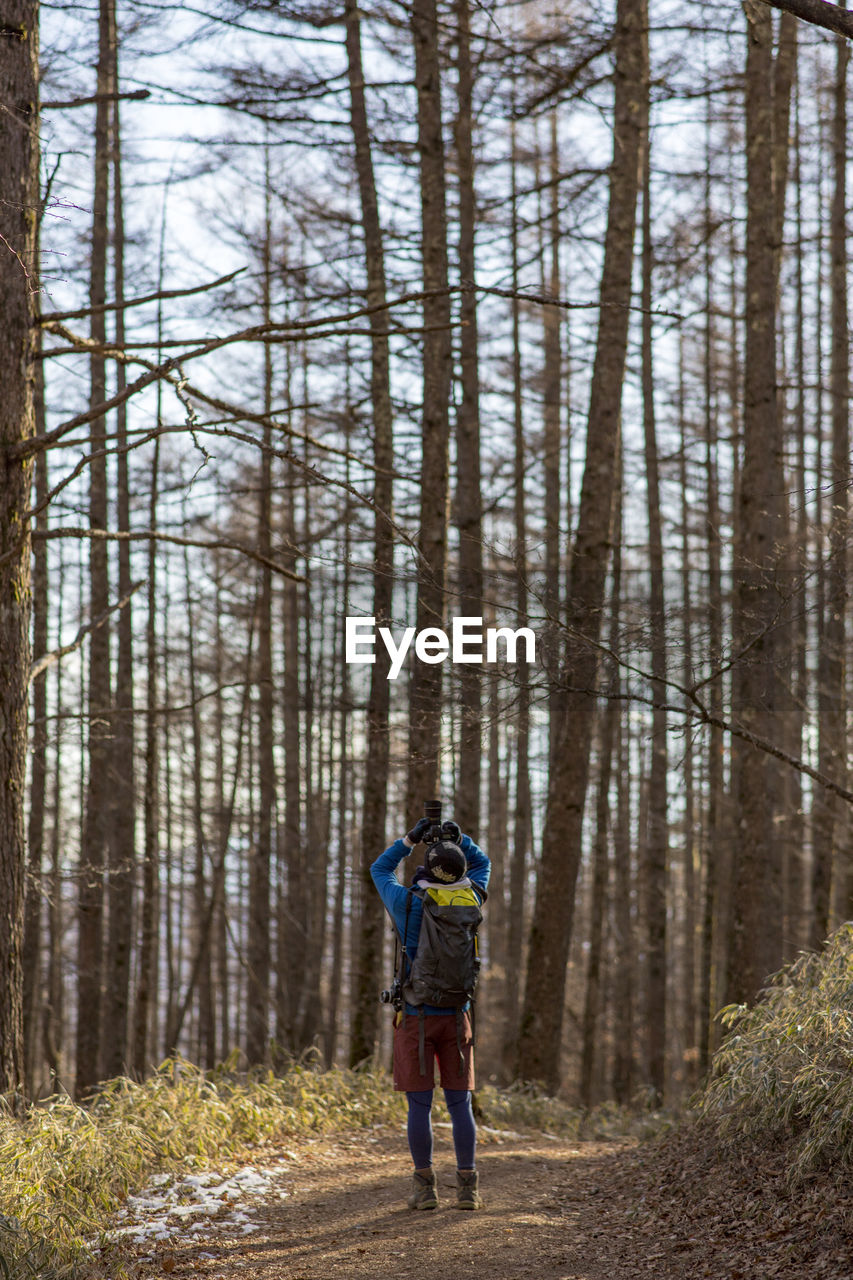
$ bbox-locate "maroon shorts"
[393,1010,475,1092]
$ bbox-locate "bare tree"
[516,0,648,1092]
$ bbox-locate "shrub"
[701,921,853,1180]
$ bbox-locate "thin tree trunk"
[77,0,114,1097]
[132,439,159,1075]
[786,71,807,956]
[277,463,303,1050]
[213,565,230,1059]
[45,576,65,1082]
[640,131,668,1104]
[171,543,214,1065]
[23,366,47,1098]
[502,121,531,1076]
[247,152,275,1065]
[298,447,326,1051]
[698,90,724,1077]
[822,25,849,927]
[516,0,648,1091]
[677,335,697,1087]
[326,529,351,1067]
[103,56,135,1081]
[542,110,563,768]
[611,682,634,1104]
[485,662,507,1074]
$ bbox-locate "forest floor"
[113,1121,853,1280]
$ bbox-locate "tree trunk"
[640,131,668,1104]
[698,91,725,1076]
[103,54,135,1081]
[728,0,786,1005]
[819,25,849,929]
[676,336,698,1088]
[611,685,634,1104]
[516,0,647,1091]
[502,122,531,1076]
[76,0,114,1096]
[343,0,396,1067]
[23,365,47,1098]
[580,473,622,1110]
[453,0,483,840]
[404,0,453,820]
[0,0,39,1097]
[247,154,275,1065]
[45,582,65,1083]
[786,71,807,956]
[132,438,159,1075]
[277,452,303,1051]
[542,110,563,769]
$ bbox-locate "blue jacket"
[371,834,490,1016]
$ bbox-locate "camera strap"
[397,889,414,994]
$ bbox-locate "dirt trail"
[128,1126,853,1280]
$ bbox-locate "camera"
[379,978,402,1008]
[424,799,442,845]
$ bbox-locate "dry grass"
[0,1055,405,1280]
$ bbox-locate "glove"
[405,816,431,847]
[442,820,461,845]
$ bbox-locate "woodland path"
[127,1125,853,1280]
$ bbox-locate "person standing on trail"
[371,816,490,1212]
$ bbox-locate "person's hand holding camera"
[441,819,462,845]
[404,816,431,848]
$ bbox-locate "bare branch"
[37,268,246,324]
[755,0,853,40]
[29,580,145,683]
[31,527,306,582]
[42,88,151,110]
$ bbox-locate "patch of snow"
[107,1160,289,1248]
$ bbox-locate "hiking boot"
[455,1168,482,1210]
[408,1168,438,1210]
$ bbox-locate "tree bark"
[0,0,38,1097]
[132,439,159,1075]
[611,683,634,1104]
[640,130,668,1104]
[816,24,849,931]
[728,0,786,1006]
[247,153,275,1066]
[542,111,563,769]
[580,473,622,1110]
[343,0,396,1067]
[404,0,453,821]
[23,364,47,1098]
[103,46,135,1080]
[516,0,647,1092]
[76,0,113,1096]
[453,0,483,840]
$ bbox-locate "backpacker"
[399,883,485,1075]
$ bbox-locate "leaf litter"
[119,1123,853,1280]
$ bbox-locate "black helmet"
[425,840,467,884]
